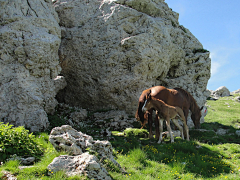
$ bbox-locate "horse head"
[191,106,203,129]
[142,92,152,113]
[136,90,151,126]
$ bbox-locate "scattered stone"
[20,157,35,165]
[6,155,35,165]
[231,89,240,95]
[93,110,135,131]
[18,166,34,170]
[236,130,240,136]
[234,96,240,102]
[100,128,112,137]
[162,130,181,139]
[196,145,202,149]
[216,128,228,136]
[1,171,17,180]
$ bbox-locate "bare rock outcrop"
[48,153,112,180]
[231,89,240,95]
[48,125,125,178]
[210,86,230,99]
[55,0,211,117]
[0,0,66,131]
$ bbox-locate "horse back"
[151,87,187,108]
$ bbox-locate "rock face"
[0,0,66,131]
[55,0,211,115]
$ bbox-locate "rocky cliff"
[55,0,211,114]
[0,0,211,132]
[0,0,66,132]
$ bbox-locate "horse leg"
[166,117,174,143]
[183,109,189,138]
[157,118,163,144]
[155,111,160,140]
[179,110,189,141]
[172,119,184,140]
[147,110,153,139]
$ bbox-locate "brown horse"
[142,93,189,143]
[135,86,202,139]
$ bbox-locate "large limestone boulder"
[55,0,211,115]
[0,0,66,131]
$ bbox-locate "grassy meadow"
[1,94,240,180]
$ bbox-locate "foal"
[142,94,189,143]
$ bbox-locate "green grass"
[1,94,240,179]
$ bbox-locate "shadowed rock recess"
[55,0,211,114]
[0,0,66,132]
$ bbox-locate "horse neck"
[189,95,200,114]
[150,99,164,112]
[176,87,199,113]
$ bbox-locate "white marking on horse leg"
[157,119,163,144]
[142,99,147,113]
[166,117,174,143]
[172,119,184,140]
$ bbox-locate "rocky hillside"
[0,0,211,131]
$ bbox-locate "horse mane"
[173,87,200,113]
[136,89,151,124]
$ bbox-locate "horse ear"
[148,94,152,100]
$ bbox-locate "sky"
[165,0,240,92]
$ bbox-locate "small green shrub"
[0,122,44,162]
[124,128,148,138]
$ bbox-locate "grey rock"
[211,86,230,99]
[55,0,211,118]
[49,125,125,173]
[49,125,94,155]
[234,96,240,102]
[93,110,135,130]
[47,153,112,180]
[236,130,240,136]
[216,128,228,136]
[0,0,65,132]
[231,89,240,95]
